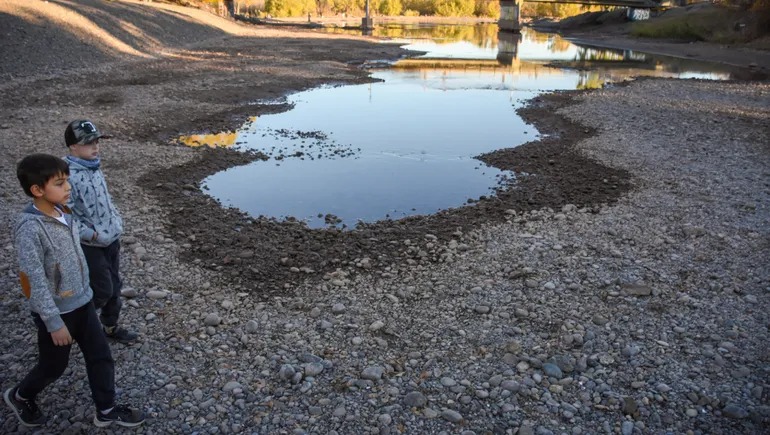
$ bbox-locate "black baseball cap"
[65,120,112,146]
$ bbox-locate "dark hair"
[17,154,70,197]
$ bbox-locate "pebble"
[592,315,609,326]
[501,380,520,392]
[203,313,221,326]
[0,46,766,435]
[542,363,563,378]
[404,391,427,408]
[279,364,296,380]
[440,377,456,387]
[222,381,241,392]
[121,287,138,298]
[441,409,463,423]
[519,425,535,435]
[146,290,168,299]
[621,421,634,435]
[303,362,324,376]
[245,319,259,333]
[423,408,439,418]
[722,403,749,419]
[361,366,384,381]
[331,303,346,314]
[475,305,491,314]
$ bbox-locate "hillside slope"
[1,0,272,79]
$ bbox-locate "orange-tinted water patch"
[179,131,237,148]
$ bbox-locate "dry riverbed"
[0,0,768,433]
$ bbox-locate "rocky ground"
[0,0,768,434]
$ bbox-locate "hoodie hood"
[16,203,73,232]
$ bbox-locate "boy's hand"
[51,326,73,346]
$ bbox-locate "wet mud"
[139,90,632,296]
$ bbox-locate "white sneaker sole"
[4,388,43,428]
[93,414,145,428]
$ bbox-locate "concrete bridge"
[499,0,661,32]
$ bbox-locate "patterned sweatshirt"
[15,204,93,332]
[66,156,123,247]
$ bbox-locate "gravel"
[0,1,768,434]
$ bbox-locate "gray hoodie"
[15,204,93,332]
[66,157,123,247]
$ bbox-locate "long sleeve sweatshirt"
[66,157,123,247]
[14,204,93,332]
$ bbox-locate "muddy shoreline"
[0,1,767,433]
[138,90,632,295]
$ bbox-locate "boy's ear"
[29,184,45,198]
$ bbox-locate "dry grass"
[631,6,770,44]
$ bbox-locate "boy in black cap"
[64,120,138,344]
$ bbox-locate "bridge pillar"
[498,0,520,33]
[362,0,373,31]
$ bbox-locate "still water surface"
[185,24,732,228]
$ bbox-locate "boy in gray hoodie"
[5,153,145,428]
[64,119,137,343]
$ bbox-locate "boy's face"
[31,172,71,206]
[69,139,100,160]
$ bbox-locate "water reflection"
[178,131,238,148]
[200,76,536,228]
[496,31,521,66]
[185,25,734,228]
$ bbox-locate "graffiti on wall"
[627,8,651,21]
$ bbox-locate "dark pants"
[17,302,115,410]
[81,240,123,327]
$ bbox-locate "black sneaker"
[4,387,46,427]
[104,325,138,344]
[93,404,146,428]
